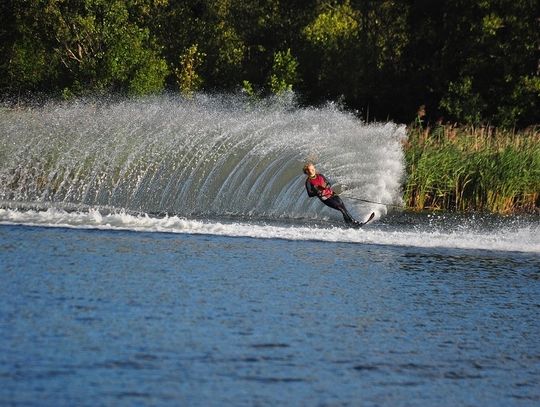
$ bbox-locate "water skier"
[303,162,363,227]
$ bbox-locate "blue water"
[1,223,539,406]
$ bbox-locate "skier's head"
[302,162,316,177]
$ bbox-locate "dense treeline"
[1,0,538,127]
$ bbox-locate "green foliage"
[402,0,538,128]
[129,53,169,95]
[175,44,205,96]
[1,0,538,127]
[481,13,504,36]
[301,0,410,112]
[404,126,540,213]
[8,38,55,89]
[3,0,168,96]
[100,1,169,95]
[495,75,540,128]
[269,48,298,95]
[212,22,245,81]
[303,1,358,48]
[439,77,486,126]
[242,80,255,97]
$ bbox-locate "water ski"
[348,212,375,229]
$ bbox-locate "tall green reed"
[403,125,540,213]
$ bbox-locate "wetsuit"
[305,173,357,225]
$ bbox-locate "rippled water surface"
[1,223,539,406]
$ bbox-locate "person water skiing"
[303,162,361,227]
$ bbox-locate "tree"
[175,44,205,96]
[403,0,539,127]
[0,0,538,127]
[269,48,298,94]
[301,0,409,120]
[2,0,169,96]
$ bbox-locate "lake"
[1,211,538,406]
[1,96,538,405]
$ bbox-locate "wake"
[1,207,538,253]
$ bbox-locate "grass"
[403,124,540,214]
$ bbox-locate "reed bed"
[403,125,540,213]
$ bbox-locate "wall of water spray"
[0,95,406,221]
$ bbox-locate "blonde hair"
[302,162,315,174]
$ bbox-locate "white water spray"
[0,95,406,221]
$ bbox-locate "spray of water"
[2,97,539,252]
[0,94,406,221]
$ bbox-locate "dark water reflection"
[1,224,538,406]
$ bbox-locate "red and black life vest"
[306,173,334,200]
